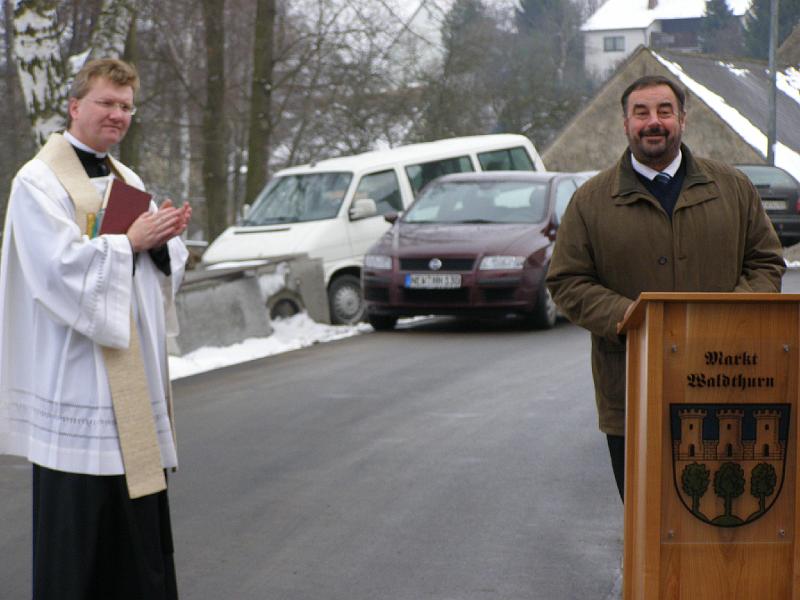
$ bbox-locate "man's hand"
[126,199,192,252]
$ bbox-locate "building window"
[604,36,625,52]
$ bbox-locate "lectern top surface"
[618,292,800,333]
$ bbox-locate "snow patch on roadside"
[169,313,371,380]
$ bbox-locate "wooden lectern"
[618,293,800,599]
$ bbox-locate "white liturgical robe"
[0,147,188,475]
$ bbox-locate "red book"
[98,178,152,235]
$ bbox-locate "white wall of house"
[584,27,656,82]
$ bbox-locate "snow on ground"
[169,313,372,380]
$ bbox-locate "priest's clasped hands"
[127,199,192,252]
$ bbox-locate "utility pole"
[767,0,778,165]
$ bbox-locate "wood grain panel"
[622,295,800,599]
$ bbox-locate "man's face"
[67,77,134,153]
[623,84,685,170]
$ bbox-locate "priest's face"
[623,84,685,171]
[67,77,134,153]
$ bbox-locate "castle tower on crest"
[754,409,783,460]
[677,409,707,460]
[717,409,744,460]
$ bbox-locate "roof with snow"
[653,49,800,177]
[582,0,751,32]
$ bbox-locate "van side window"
[353,170,403,215]
[478,146,535,171]
[406,156,474,197]
[554,178,578,222]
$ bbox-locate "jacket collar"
[612,144,717,209]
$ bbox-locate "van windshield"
[243,172,353,225]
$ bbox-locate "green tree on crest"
[713,462,745,525]
[681,462,710,518]
[750,462,777,515]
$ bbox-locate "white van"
[200,134,546,324]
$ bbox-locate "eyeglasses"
[91,99,137,115]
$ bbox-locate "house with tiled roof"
[543,45,800,181]
[583,0,751,81]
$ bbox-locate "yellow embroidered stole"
[36,133,166,499]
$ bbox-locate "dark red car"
[361,171,585,330]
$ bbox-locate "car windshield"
[243,172,353,225]
[736,165,797,187]
[403,180,549,224]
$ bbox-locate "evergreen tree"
[516,0,570,34]
[392,0,592,150]
[415,0,501,139]
[744,0,800,59]
[515,0,583,82]
[701,0,743,55]
[503,0,589,146]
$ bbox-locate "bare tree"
[201,0,227,240]
[1,0,33,228]
[119,12,139,169]
[243,0,275,207]
[13,0,69,145]
[13,0,133,145]
[90,0,135,59]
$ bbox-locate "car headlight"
[365,254,392,269]
[479,255,525,270]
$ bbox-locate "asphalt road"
[4,269,799,600]
[1,318,622,599]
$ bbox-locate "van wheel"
[328,274,364,325]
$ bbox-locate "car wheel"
[526,283,557,330]
[328,274,365,325]
[368,313,398,331]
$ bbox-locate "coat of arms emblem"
[670,403,790,527]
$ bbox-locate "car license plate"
[762,200,786,210]
[405,273,461,289]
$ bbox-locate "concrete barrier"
[170,255,328,356]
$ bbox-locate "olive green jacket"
[546,146,785,436]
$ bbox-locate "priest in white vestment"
[0,58,190,600]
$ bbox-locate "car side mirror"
[384,211,399,224]
[349,198,378,221]
[547,215,559,241]
[237,203,251,225]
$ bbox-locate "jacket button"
[658,256,668,265]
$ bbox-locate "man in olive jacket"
[546,75,785,501]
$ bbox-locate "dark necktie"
[653,172,671,186]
